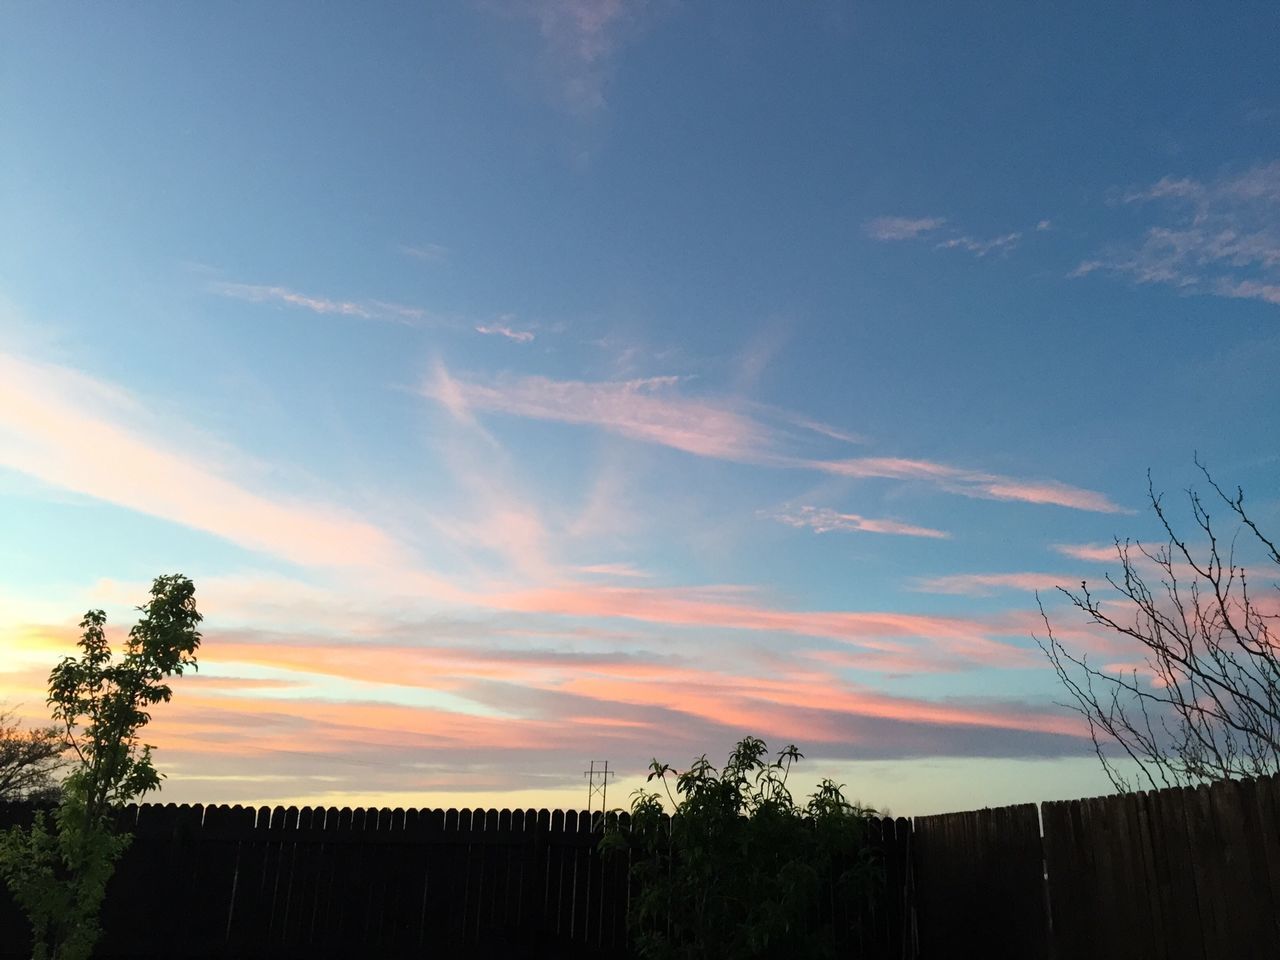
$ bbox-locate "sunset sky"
[2,3,1278,815]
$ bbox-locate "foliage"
[0,575,202,960]
[1038,462,1279,792]
[603,736,881,960]
[0,707,66,803]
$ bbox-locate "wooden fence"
[0,802,913,959]
[907,773,1280,959]
[1,772,1277,958]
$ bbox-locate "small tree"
[0,707,66,803]
[0,574,201,960]
[1038,462,1280,792]
[604,736,880,960]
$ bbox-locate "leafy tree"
[1038,462,1279,792]
[604,736,880,960]
[0,574,202,960]
[0,707,66,803]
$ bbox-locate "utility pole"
[583,760,615,828]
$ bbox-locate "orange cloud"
[0,350,407,570]
[487,584,1037,667]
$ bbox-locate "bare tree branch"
[1035,464,1280,789]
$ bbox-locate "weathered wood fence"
[1,772,1277,958]
[911,772,1280,959]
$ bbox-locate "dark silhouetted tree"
[0,574,202,960]
[1038,461,1280,792]
[0,707,66,803]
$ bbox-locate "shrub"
[604,736,881,960]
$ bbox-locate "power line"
[583,760,615,826]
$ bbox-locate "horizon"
[2,2,1279,818]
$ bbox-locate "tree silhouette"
[0,574,202,960]
[1038,461,1280,792]
[0,707,65,803]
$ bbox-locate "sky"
[2,2,1278,816]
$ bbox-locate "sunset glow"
[2,3,1277,816]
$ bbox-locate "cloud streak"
[495,0,639,115]
[768,505,950,540]
[0,350,408,571]
[211,281,427,325]
[475,321,536,343]
[807,457,1126,513]
[912,572,1073,596]
[422,370,778,461]
[421,366,1122,513]
[865,216,947,241]
[936,232,1021,257]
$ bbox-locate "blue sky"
[2,2,1278,814]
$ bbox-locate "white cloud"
[865,216,947,241]
[767,505,950,540]
[935,232,1022,257]
[211,282,427,325]
[476,318,536,343]
[1076,162,1280,306]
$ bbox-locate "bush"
[604,736,881,960]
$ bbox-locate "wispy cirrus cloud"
[1052,542,1122,563]
[574,561,653,578]
[1074,161,1280,305]
[868,216,1033,258]
[912,572,1072,596]
[489,583,1040,669]
[0,350,408,571]
[422,369,781,461]
[492,0,641,115]
[767,504,950,540]
[422,367,1124,513]
[475,319,536,343]
[864,216,947,241]
[211,281,428,325]
[807,457,1126,513]
[936,232,1022,257]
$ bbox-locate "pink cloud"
[199,633,1068,744]
[486,583,1039,668]
[768,504,950,539]
[1052,542,1122,563]
[422,367,1119,513]
[7,612,1089,806]
[574,562,653,578]
[0,351,407,570]
[421,370,773,461]
[811,457,1125,513]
